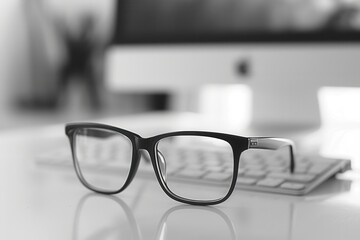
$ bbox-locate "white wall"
[0,0,24,117]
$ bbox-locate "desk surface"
[1,112,360,240]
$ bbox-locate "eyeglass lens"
[73,128,133,192]
[156,135,234,201]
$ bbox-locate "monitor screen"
[112,0,360,44]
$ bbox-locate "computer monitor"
[104,0,360,129]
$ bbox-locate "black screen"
[112,0,360,44]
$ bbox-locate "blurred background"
[1,0,360,132]
[0,0,166,129]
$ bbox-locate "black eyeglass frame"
[65,123,295,206]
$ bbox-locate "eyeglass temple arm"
[248,137,295,173]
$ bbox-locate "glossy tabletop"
[1,112,360,240]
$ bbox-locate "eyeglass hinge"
[249,139,258,148]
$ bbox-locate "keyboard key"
[166,166,183,176]
[241,157,263,165]
[223,167,234,174]
[267,166,287,173]
[314,158,337,164]
[308,164,331,174]
[205,166,224,172]
[294,168,308,174]
[243,164,264,171]
[245,170,267,178]
[296,156,309,163]
[237,177,258,185]
[176,169,206,178]
[267,172,292,179]
[265,160,286,167]
[166,161,185,169]
[257,178,284,187]
[203,172,232,181]
[294,164,309,173]
[203,159,221,166]
[237,169,246,176]
[287,174,316,183]
[268,172,316,183]
[280,182,306,190]
[296,162,311,168]
[186,164,204,170]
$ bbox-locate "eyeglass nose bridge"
[136,136,153,150]
[136,137,168,181]
[135,137,159,166]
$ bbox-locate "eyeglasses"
[65,123,295,205]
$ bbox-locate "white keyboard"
[36,147,351,196]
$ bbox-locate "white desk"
[1,112,360,240]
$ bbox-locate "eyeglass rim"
[65,123,247,205]
[65,122,295,205]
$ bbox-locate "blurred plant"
[20,0,105,111]
[56,13,104,111]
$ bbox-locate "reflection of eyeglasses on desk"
[155,205,236,240]
[74,193,236,240]
[65,123,295,205]
[72,178,352,240]
[73,194,142,240]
